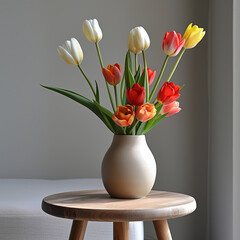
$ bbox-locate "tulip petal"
[57,46,76,65]
[92,19,102,42]
[70,38,83,64]
[83,20,95,42]
[134,27,145,51]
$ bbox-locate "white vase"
[101,135,156,199]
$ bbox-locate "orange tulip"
[136,103,156,122]
[112,105,135,127]
[102,63,122,86]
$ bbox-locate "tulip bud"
[162,31,185,56]
[83,19,103,43]
[183,23,205,49]
[160,101,181,117]
[157,82,180,104]
[142,68,156,86]
[57,38,83,65]
[128,26,150,54]
[112,105,135,127]
[102,63,122,86]
[136,103,156,122]
[127,83,146,106]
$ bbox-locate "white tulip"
[83,19,102,43]
[57,38,83,65]
[128,26,150,53]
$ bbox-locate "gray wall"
[0,0,208,239]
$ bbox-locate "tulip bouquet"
[42,19,205,135]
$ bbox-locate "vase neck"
[112,135,146,146]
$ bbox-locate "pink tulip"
[160,101,181,117]
[162,31,185,56]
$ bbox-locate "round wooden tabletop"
[42,190,196,222]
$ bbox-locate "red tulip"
[127,83,145,106]
[112,105,135,127]
[102,63,121,86]
[160,101,181,117]
[142,68,156,85]
[157,82,180,104]
[162,31,185,56]
[136,103,156,122]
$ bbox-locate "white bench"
[0,179,144,240]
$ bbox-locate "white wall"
[233,0,240,238]
[208,0,240,240]
[0,0,208,239]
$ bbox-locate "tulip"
[157,82,180,104]
[183,23,205,49]
[112,105,135,127]
[127,83,146,106]
[162,31,185,56]
[160,101,181,117]
[142,68,156,86]
[83,19,103,43]
[136,103,156,122]
[128,26,150,54]
[57,38,83,65]
[102,64,122,86]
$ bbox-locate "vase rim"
[113,134,145,138]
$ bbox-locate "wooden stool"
[42,190,196,240]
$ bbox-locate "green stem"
[166,48,186,82]
[95,42,104,69]
[95,42,115,112]
[135,54,138,73]
[149,55,169,102]
[77,65,96,97]
[142,50,149,102]
[123,127,127,135]
[114,85,118,108]
[129,119,139,135]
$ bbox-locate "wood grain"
[42,190,196,222]
[69,220,87,240]
[153,220,172,240]
[113,222,129,240]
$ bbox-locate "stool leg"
[113,222,129,240]
[69,220,88,240]
[153,220,172,240]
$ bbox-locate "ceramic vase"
[101,135,156,199]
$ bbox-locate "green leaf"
[93,100,124,135]
[180,84,185,90]
[93,100,113,119]
[136,122,147,135]
[93,101,115,133]
[95,80,100,103]
[41,85,115,133]
[143,113,167,134]
[124,51,135,89]
[138,68,147,87]
[135,65,141,83]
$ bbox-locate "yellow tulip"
[183,23,205,49]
